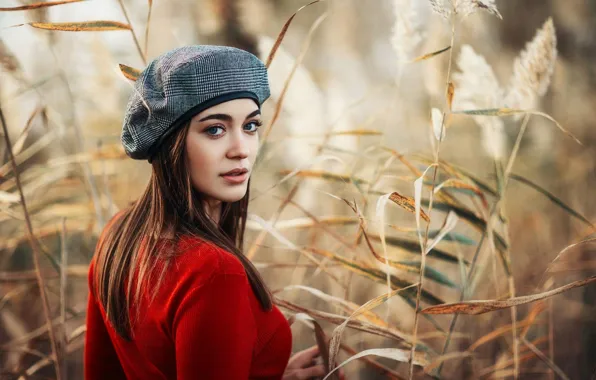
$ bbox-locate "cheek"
[185,137,215,183]
[249,136,260,159]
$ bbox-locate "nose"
[226,128,250,159]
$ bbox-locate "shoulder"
[168,235,247,286]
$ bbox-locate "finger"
[297,364,326,379]
[294,345,320,362]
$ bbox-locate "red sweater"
[85,235,292,379]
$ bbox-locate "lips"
[221,168,248,176]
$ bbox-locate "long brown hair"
[93,121,272,340]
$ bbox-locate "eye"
[244,120,263,133]
[205,126,224,136]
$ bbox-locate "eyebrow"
[198,109,261,123]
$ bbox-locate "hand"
[282,345,345,380]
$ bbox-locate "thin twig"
[521,337,569,380]
[117,0,147,65]
[501,114,531,380]
[60,218,68,380]
[0,104,62,379]
[408,14,457,380]
[144,1,153,58]
[548,298,555,380]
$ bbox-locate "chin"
[215,187,248,203]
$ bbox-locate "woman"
[84,45,336,379]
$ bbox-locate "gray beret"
[121,45,271,161]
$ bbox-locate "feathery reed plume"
[428,0,451,19]
[505,18,557,110]
[390,0,424,62]
[454,0,501,19]
[453,44,506,159]
[428,0,501,19]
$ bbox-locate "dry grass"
[0,0,595,379]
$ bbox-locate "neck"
[204,199,222,225]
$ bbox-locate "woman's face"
[185,98,261,204]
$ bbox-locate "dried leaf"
[468,318,544,351]
[324,348,430,380]
[369,234,466,264]
[29,21,132,32]
[411,46,451,63]
[425,211,458,254]
[278,169,368,185]
[327,284,418,370]
[276,298,416,346]
[434,178,485,200]
[453,108,582,146]
[280,285,389,327]
[246,216,358,230]
[431,108,445,141]
[119,63,141,81]
[389,192,430,222]
[0,0,82,11]
[447,82,455,111]
[422,275,596,315]
[306,247,445,305]
[375,193,393,295]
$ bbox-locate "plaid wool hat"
[121,45,271,161]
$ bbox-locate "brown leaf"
[0,0,82,11]
[119,63,141,81]
[422,275,596,315]
[389,192,430,222]
[29,21,132,32]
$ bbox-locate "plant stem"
[408,15,457,380]
[117,0,147,65]
[0,104,62,380]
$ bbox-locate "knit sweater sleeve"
[172,269,258,379]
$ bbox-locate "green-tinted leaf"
[369,234,469,265]
[509,173,595,228]
[398,261,458,288]
[307,247,445,306]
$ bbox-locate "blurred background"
[1,0,595,378]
